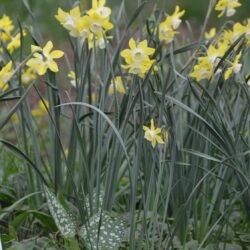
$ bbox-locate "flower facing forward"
[26,41,64,76]
[120,38,155,78]
[143,119,164,148]
[215,0,241,17]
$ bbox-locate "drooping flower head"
[224,52,242,80]
[32,100,49,117]
[108,76,126,95]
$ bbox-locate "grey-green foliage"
[79,211,125,250]
[44,186,76,238]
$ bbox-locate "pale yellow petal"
[50,50,64,58]
[48,61,59,72]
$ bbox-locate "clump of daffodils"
[0,14,26,60]
[158,6,185,44]
[120,38,155,78]
[190,18,250,82]
[143,119,165,148]
[215,0,241,17]
[55,0,113,49]
[190,41,228,81]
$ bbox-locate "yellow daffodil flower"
[158,23,177,44]
[11,113,19,124]
[143,119,164,148]
[0,61,13,91]
[26,41,64,76]
[215,0,241,17]
[55,6,83,37]
[158,5,184,44]
[165,5,185,30]
[224,52,242,80]
[121,38,155,64]
[108,76,126,95]
[55,1,113,49]
[207,43,228,65]
[205,28,216,40]
[68,70,76,87]
[89,0,112,20]
[7,31,26,54]
[0,15,14,42]
[120,38,155,78]
[21,67,37,85]
[246,19,250,46]
[190,57,213,81]
[32,100,49,117]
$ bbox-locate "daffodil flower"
[157,5,184,44]
[7,31,26,54]
[32,100,49,117]
[108,76,126,95]
[0,61,13,91]
[158,24,177,44]
[205,28,216,40]
[224,52,242,80]
[68,70,76,87]
[55,6,83,37]
[190,57,214,81]
[26,41,64,76]
[0,15,14,42]
[215,0,241,17]
[165,5,185,30]
[143,119,164,148]
[120,38,155,78]
[21,67,37,85]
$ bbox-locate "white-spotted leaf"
[79,211,125,250]
[44,186,76,238]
